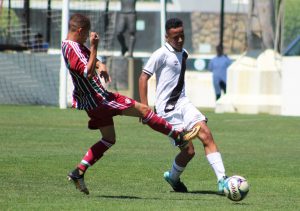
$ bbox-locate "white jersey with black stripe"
[143,42,189,115]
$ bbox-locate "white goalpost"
[59,0,69,109]
[160,0,166,47]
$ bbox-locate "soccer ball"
[223,175,249,201]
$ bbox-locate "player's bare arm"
[139,72,151,106]
[86,32,99,79]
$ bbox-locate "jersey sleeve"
[63,43,88,78]
[143,49,166,76]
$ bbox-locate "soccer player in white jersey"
[139,18,228,194]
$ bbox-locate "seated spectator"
[31,33,49,53]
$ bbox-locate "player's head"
[216,44,224,56]
[165,18,184,52]
[68,13,91,44]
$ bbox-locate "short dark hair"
[216,44,224,55]
[165,18,183,32]
[69,13,91,32]
[34,33,43,39]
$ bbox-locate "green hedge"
[284,0,300,47]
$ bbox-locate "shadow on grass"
[98,195,143,200]
[97,190,221,201]
[187,190,222,196]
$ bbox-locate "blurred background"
[0,0,299,115]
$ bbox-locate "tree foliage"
[284,0,300,47]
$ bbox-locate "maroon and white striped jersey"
[61,40,110,110]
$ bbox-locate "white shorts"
[159,101,206,131]
[158,101,206,147]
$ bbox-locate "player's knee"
[187,149,195,158]
[199,130,214,146]
[181,144,195,158]
[102,137,116,145]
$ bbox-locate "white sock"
[170,160,185,182]
[206,152,226,181]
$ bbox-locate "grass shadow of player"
[187,190,223,196]
[98,195,161,200]
[98,195,142,200]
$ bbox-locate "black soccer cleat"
[67,168,89,195]
[164,171,188,193]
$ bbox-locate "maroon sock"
[142,110,177,138]
[77,139,114,172]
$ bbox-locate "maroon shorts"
[86,92,135,129]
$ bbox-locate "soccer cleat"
[173,125,201,148]
[67,169,89,195]
[182,125,201,141]
[217,175,229,195]
[163,171,188,193]
[173,134,189,148]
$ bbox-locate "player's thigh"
[86,106,115,130]
[197,121,214,144]
[182,106,213,142]
[99,125,116,144]
[182,103,206,130]
[122,101,147,117]
[162,109,185,130]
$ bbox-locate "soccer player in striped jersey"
[61,14,197,195]
[139,18,228,194]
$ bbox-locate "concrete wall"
[215,49,282,115]
[215,50,300,117]
[281,57,300,116]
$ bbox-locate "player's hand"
[97,63,111,83]
[90,32,99,47]
[99,69,111,83]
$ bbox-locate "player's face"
[166,26,185,52]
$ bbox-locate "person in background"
[139,18,228,194]
[116,0,136,57]
[31,33,49,53]
[208,45,232,100]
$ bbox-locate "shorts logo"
[164,104,175,112]
[174,61,179,66]
[125,98,131,104]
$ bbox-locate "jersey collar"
[164,42,188,55]
[165,42,175,52]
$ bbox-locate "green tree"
[284,0,300,47]
[0,8,21,44]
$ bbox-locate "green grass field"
[0,105,299,210]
